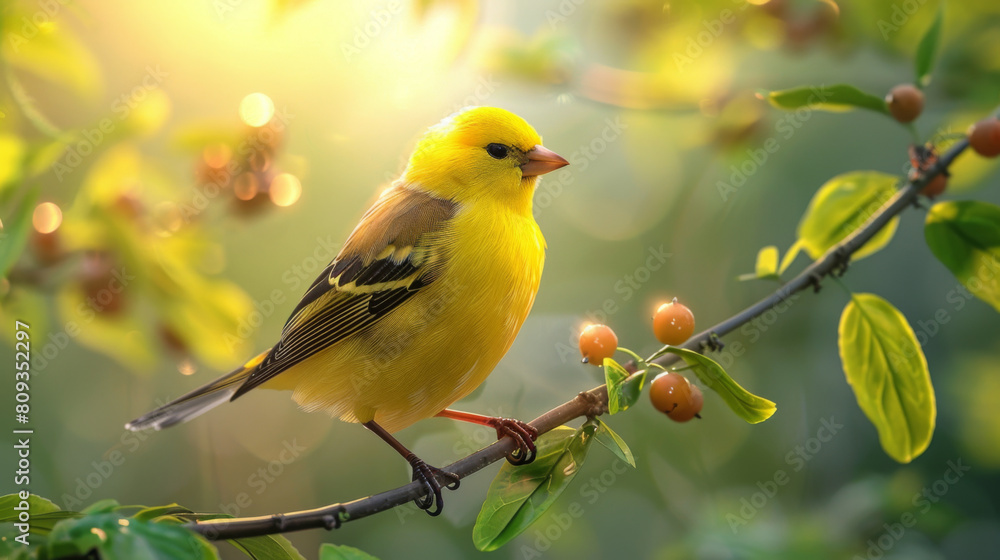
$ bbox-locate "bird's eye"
[486,143,509,159]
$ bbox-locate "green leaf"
[82,499,121,515]
[1,12,102,98]
[0,187,39,278]
[45,513,218,559]
[0,493,62,519]
[229,534,307,560]
[604,357,646,414]
[656,347,776,424]
[320,543,381,560]
[593,418,635,467]
[739,245,780,281]
[763,84,889,116]
[925,201,1000,312]
[797,171,901,261]
[915,3,945,87]
[473,425,595,551]
[838,293,935,463]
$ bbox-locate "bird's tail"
[125,350,268,431]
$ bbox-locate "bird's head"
[402,107,569,212]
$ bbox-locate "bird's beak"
[521,145,569,177]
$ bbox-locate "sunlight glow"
[32,202,63,234]
[239,93,275,127]
[269,173,302,207]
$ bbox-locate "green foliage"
[320,543,382,560]
[653,347,776,424]
[604,357,646,415]
[738,245,780,281]
[924,200,1000,312]
[796,172,901,261]
[593,417,636,468]
[473,424,595,551]
[763,85,889,116]
[915,3,945,88]
[0,494,311,560]
[0,187,38,278]
[838,294,935,463]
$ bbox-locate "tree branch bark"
[187,136,969,541]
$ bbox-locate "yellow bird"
[126,106,569,515]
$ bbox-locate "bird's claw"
[407,455,459,516]
[700,332,725,352]
[491,417,539,466]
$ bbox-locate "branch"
[187,136,969,541]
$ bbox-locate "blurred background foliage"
[1,0,1000,558]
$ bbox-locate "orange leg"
[437,409,539,465]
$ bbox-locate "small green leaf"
[797,172,901,261]
[925,201,1000,312]
[320,543,381,560]
[593,418,635,467]
[229,534,307,560]
[473,425,595,551]
[656,347,776,424]
[778,240,803,275]
[82,499,121,515]
[0,493,61,519]
[739,246,781,281]
[0,188,39,278]
[838,293,935,463]
[604,358,646,414]
[763,84,889,116]
[915,3,945,87]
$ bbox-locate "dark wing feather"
[231,186,456,399]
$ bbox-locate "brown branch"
[187,135,969,541]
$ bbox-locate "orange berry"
[649,372,704,422]
[653,299,695,346]
[886,84,924,124]
[578,324,618,366]
[968,118,1000,158]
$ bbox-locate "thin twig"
[187,136,969,541]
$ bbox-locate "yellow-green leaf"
[797,171,901,261]
[656,347,776,424]
[0,187,39,277]
[763,84,889,116]
[604,357,645,414]
[838,293,935,463]
[925,200,1000,312]
[593,418,635,467]
[473,425,594,551]
[914,3,944,87]
[2,17,102,98]
[320,544,380,560]
[739,245,781,281]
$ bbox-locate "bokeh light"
[239,93,275,127]
[203,143,232,168]
[233,172,259,200]
[269,173,302,207]
[32,202,63,234]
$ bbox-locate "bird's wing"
[231,186,457,399]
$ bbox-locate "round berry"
[885,85,924,124]
[578,324,618,366]
[921,173,948,197]
[968,118,1000,158]
[653,299,695,346]
[649,372,704,422]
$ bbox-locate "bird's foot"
[406,454,459,516]
[489,417,539,466]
